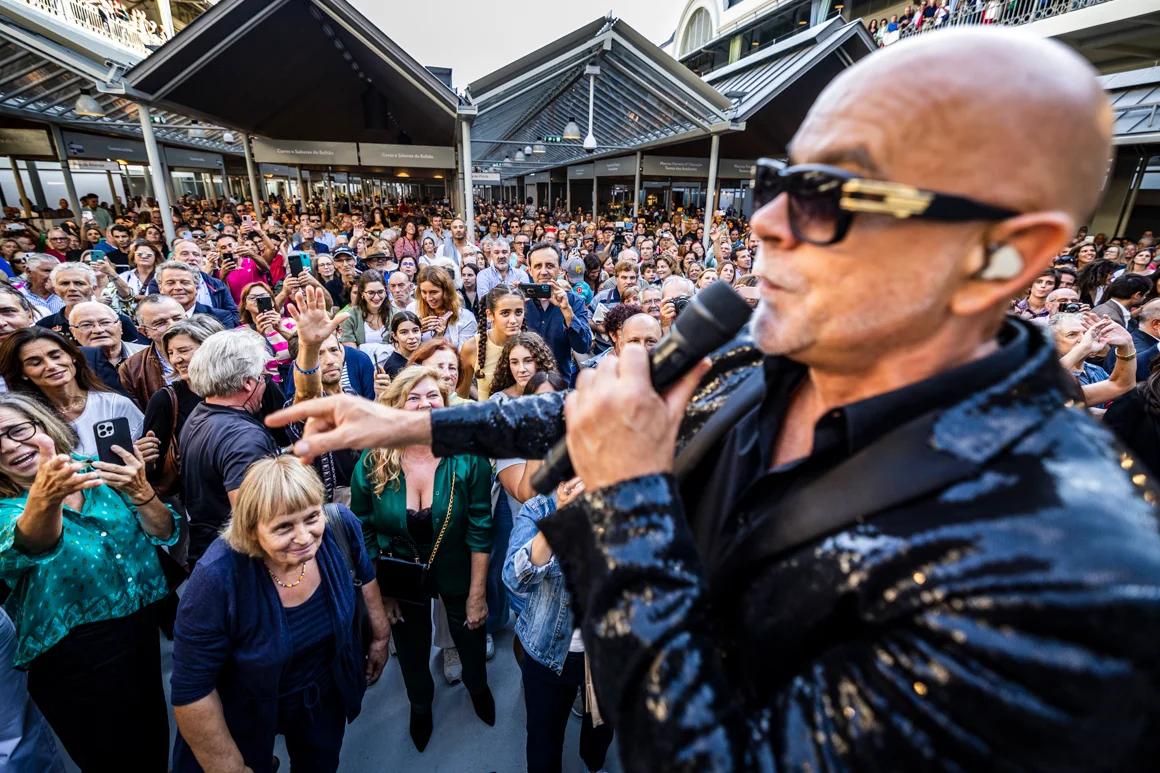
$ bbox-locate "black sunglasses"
[753,159,1019,246]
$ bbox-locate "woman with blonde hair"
[351,365,494,751]
[172,455,389,773]
[415,265,477,349]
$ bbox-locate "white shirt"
[71,391,144,457]
[476,265,530,299]
[421,309,478,350]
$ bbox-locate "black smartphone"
[93,417,133,466]
[256,296,274,314]
[519,282,554,300]
[287,253,304,277]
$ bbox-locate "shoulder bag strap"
[324,503,360,585]
[712,411,979,591]
[166,385,180,459]
[425,469,456,568]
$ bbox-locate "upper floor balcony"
[1,0,214,62]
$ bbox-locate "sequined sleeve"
[540,472,1160,772]
[540,474,767,771]
[430,392,566,460]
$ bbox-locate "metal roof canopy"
[0,20,238,153]
[1102,66,1160,146]
[125,0,460,146]
[700,18,877,159]
[467,15,734,176]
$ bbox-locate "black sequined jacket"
[430,323,1160,772]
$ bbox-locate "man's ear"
[950,212,1073,318]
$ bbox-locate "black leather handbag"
[377,472,455,604]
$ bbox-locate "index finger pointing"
[265,397,335,428]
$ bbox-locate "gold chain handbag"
[376,471,455,604]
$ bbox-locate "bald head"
[791,28,1110,222]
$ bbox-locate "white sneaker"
[485,633,496,661]
[442,647,463,684]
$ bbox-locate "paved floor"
[61,626,622,773]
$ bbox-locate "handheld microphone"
[531,281,753,495]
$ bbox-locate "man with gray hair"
[19,253,62,317]
[1127,297,1160,380]
[36,261,141,344]
[72,300,145,394]
[157,260,238,328]
[179,329,280,564]
[658,275,695,335]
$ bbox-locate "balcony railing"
[873,0,1114,45]
[13,0,169,56]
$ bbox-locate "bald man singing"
[271,30,1160,769]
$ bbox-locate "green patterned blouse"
[0,458,181,667]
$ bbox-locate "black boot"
[410,706,433,751]
[470,686,496,726]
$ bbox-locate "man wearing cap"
[523,242,592,386]
[562,256,594,304]
[324,247,359,308]
[362,251,397,275]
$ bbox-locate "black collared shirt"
[684,322,1032,563]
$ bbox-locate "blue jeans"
[487,493,514,633]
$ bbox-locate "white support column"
[25,161,46,212]
[49,125,81,221]
[702,133,721,252]
[137,104,177,244]
[104,171,121,215]
[242,134,262,210]
[460,116,475,242]
[566,176,571,214]
[592,167,598,221]
[295,166,305,209]
[158,0,175,38]
[8,157,31,217]
[633,151,642,219]
[324,169,334,221]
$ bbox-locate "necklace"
[267,560,307,588]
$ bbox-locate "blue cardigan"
[170,506,374,772]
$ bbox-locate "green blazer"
[350,452,492,597]
[338,306,393,347]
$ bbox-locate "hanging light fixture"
[532,138,546,155]
[562,117,581,141]
[514,150,526,162]
[583,62,599,152]
[188,121,208,139]
[222,131,237,144]
[523,144,533,156]
[502,156,512,166]
[74,89,105,118]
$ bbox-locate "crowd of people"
[0,142,1155,769]
[0,187,761,772]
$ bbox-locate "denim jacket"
[502,493,574,674]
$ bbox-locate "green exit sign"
[543,135,563,142]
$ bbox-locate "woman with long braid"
[458,285,526,401]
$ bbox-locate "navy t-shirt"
[179,403,280,564]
